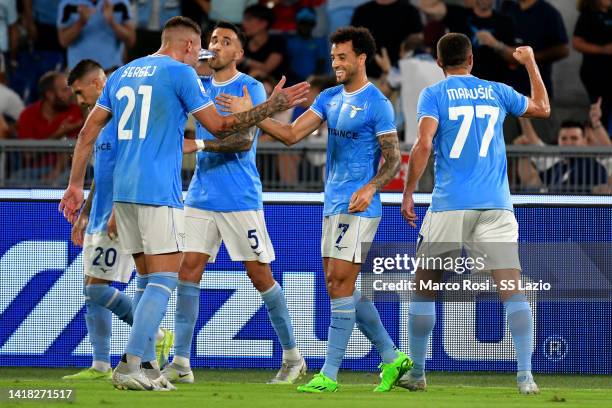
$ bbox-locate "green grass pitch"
[1,368,610,408]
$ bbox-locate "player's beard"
[335,65,354,85]
[208,57,230,71]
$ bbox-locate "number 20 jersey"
[96,55,213,208]
[417,75,528,212]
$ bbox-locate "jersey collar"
[342,82,372,97]
[212,72,243,87]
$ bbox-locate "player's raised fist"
[513,46,535,66]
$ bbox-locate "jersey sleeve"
[497,82,528,117]
[172,64,214,114]
[416,87,440,123]
[372,97,397,137]
[309,90,328,121]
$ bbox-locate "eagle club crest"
[349,104,363,118]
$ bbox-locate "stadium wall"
[0,191,610,374]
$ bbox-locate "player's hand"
[269,76,309,113]
[215,85,253,114]
[107,209,117,241]
[59,185,84,224]
[71,213,88,247]
[513,46,535,66]
[348,184,376,213]
[183,138,198,153]
[401,193,418,228]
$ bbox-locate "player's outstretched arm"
[513,46,550,119]
[401,117,437,227]
[59,106,110,223]
[194,76,309,139]
[348,132,401,213]
[214,89,323,146]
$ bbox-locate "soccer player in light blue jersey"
[161,21,305,385]
[218,26,411,393]
[59,16,309,391]
[61,60,173,382]
[400,33,550,394]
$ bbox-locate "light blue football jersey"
[185,72,267,212]
[86,123,116,234]
[310,82,396,218]
[417,75,528,212]
[96,55,213,208]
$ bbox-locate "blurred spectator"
[585,97,612,146]
[57,0,135,70]
[209,0,258,25]
[264,0,325,33]
[374,40,444,144]
[417,0,469,55]
[459,0,516,83]
[572,0,612,134]
[351,0,423,79]
[17,71,83,140]
[325,0,368,40]
[182,0,211,27]
[22,0,64,53]
[501,0,569,97]
[15,71,83,185]
[514,117,609,193]
[241,4,287,79]
[0,0,18,77]
[130,0,181,59]
[286,8,327,84]
[0,81,24,137]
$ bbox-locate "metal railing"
[1,140,611,194]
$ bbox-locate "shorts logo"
[349,105,363,118]
[334,245,347,251]
[100,267,110,274]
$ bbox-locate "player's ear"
[236,48,244,62]
[436,58,444,70]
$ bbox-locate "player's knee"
[246,264,274,291]
[179,254,206,283]
[326,276,352,298]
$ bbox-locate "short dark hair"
[38,71,63,98]
[560,120,585,132]
[330,26,377,63]
[162,16,201,36]
[68,59,103,86]
[213,21,247,48]
[437,33,472,69]
[243,5,275,29]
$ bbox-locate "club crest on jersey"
[349,105,363,118]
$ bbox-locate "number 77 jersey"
[417,74,528,212]
[96,55,213,208]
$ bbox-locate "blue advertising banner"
[0,193,610,373]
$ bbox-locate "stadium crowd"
[0,0,610,192]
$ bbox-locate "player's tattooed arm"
[348,132,401,214]
[197,77,309,139]
[202,127,256,153]
[369,132,401,191]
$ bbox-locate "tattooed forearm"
[216,93,289,139]
[368,132,401,191]
[204,127,256,153]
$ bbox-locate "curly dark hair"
[330,26,377,63]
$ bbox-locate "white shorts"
[114,203,185,255]
[83,233,134,283]
[184,207,275,264]
[321,214,380,263]
[418,209,521,271]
